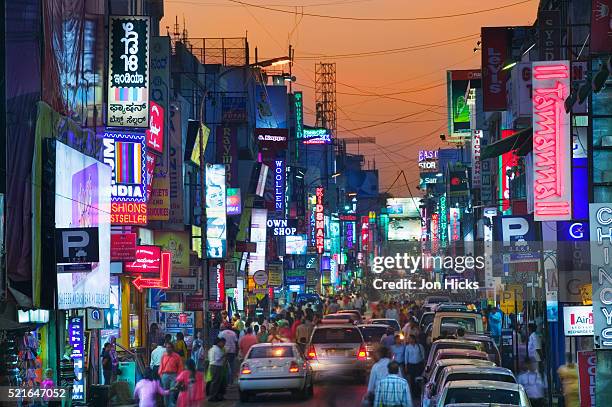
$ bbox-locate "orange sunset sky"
[162,0,539,194]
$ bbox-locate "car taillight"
[289,361,299,373]
[241,364,252,375]
[307,345,317,360]
[357,344,367,360]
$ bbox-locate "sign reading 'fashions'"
[107,16,150,128]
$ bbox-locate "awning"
[480,127,532,160]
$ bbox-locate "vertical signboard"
[208,262,225,310]
[538,9,561,61]
[168,105,184,224]
[499,130,519,213]
[360,216,370,253]
[447,70,481,138]
[107,16,150,128]
[103,131,148,225]
[69,316,85,401]
[315,187,325,254]
[205,164,226,258]
[481,27,509,111]
[471,130,482,188]
[274,159,285,213]
[449,208,461,242]
[150,36,170,141]
[532,61,571,221]
[590,203,612,349]
[216,126,238,188]
[578,350,596,407]
[146,101,164,154]
[294,91,304,141]
[439,194,448,245]
[249,209,267,275]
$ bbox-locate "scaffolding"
[315,62,337,137]
[182,37,249,67]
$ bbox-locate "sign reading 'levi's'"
[107,16,150,128]
[532,61,571,221]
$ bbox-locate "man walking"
[366,346,392,405]
[218,323,238,383]
[207,337,227,402]
[149,342,165,380]
[374,362,412,407]
[158,342,183,407]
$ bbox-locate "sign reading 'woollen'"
[274,159,285,212]
[590,203,612,348]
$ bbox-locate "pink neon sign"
[532,61,571,221]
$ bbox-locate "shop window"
[594,186,612,203]
[593,150,612,183]
[593,117,612,147]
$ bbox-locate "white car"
[238,343,314,402]
[436,380,531,407]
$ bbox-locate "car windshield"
[312,328,362,343]
[446,373,515,384]
[421,314,434,326]
[444,388,520,405]
[440,317,477,333]
[373,320,400,330]
[249,346,294,359]
[359,326,387,342]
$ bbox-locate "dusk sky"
[162,0,539,194]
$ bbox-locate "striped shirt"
[374,374,412,407]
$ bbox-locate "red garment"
[279,327,291,339]
[239,334,258,358]
[290,320,301,341]
[175,370,204,407]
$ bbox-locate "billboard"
[150,36,170,146]
[227,187,241,215]
[255,85,288,128]
[386,198,421,218]
[249,209,267,275]
[315,187,325,254]
[102,131,148,225]
[590,203,612,348]
[563,306,594,336]
[447,70,481,138]
[481,27,510,111]
[55,141,111,309]
[286,235,307,255]
[154,231,190,276]
[532,61,571,221]
[107,16,150,128]
[205,164,226,258]
[500,130,519,212]
[388,218,421,241]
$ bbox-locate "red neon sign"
[146,101,164,154]
[431,213,439,253]
[124,246,161,274]
[315,187,325,254]
[500,130,519,212]
[532,61,571,220]
[132,251,172,290]
[360,216,370,253]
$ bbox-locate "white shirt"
[150,346,165,368]
[354,297,364,309]
[208,345,225,366]
[367,357,391,394]
[528,332,541,362]
[219,329,238,354]
[385,308,399,322]
[518,371,546,399]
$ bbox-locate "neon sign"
[315,187,325,254]
[450,208,461,241]
[532,61,571,220]
[274,159,285,212]
[499,129,518,212]
[439,194,448,245]
[132,251,172,290]
[360,216,369,253]
[471,130,482,188]
[124,246,161,274]
[146,101,164,153]
[418,150,438,162]
[431,212,439,253]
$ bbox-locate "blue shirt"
[368,357,391,394]
[381,334,395,349]
[374,374,413,407]
[404,343,425,364]
[391,344,406,363]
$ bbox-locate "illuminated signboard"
[472,130,482,188]
[388,219,421,241]
[208,262,225,309]
[146,101,164,153]
[267,219,297,236]
[418,150,438,162]
[227,187,241,215]
[301,128,332,145]
[124,245,161,273]
[295,92,303,140]
[315,187,325,254]
[107,16,150,128]
[532,61,571,220]
[68,316,85,400]
[286,235,308,255]
[274,159,285,212]
[590,203,612,348]
[450,207,461,241]
[360,216,369,252]
[249,208,267,275]
[419,160,438,170]
[205,164,226,258]
[345,221,355,249]
[103,131,148,225]
[439,194,448,244]
[132,251,172,290]
[387,198,421,218]
[499,129,519,213]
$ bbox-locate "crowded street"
[0,0,610,406]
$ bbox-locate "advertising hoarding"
[150,36,170,145]
[481,27,509,111]
[447,69,481,138]
[107,16,150,128]
[286,235,308,255]
[227,188,241,215]
[55,142,111,309]
[590,203,612,348]
[532,61,571,220]
[249,209,267,275]
[315,187,325,254]
[154,231,189,276]
[388,219,421,241]
[255,85,288,128]
[102,131,148,225]
[386,198,421,218]
[205,164,226,258]
[563,306,594,336]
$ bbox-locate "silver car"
[436,380,531,407]
[307,324,368,382]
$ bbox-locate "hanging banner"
[168,104,184,224]
[103,130,148,225]
[481,27,509,111]
[578,351,596,407]
[205,164,227,259]
[107,16,150,128]
[150,36,170,143]
[532,61,571,221]
[590,203,612,349]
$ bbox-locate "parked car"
[432,312,485,340]
[296,293,322,310]
[369,318,401,333]
[424,339,484,374]
[357,324,389,370]
[424,295,452,305]
[420,359,497,407]
[322,313,359,324]
[420,312,435,330]
[425,366,516,407]
[463,334,502,365]
[426,350,489,380]
[238,343,314,402]
[337,309,363,323]
[434,303,474,313]
[306,324,368,382]
[436,380,531,407]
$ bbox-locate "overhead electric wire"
[226,0,535,22]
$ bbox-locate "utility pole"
[200,94,209,347]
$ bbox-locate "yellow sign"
[579,284,592,305]
[154,231,190,276]
[500,284,524,314]
[148,175,170,220]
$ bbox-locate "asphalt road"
[213,373,368,406]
